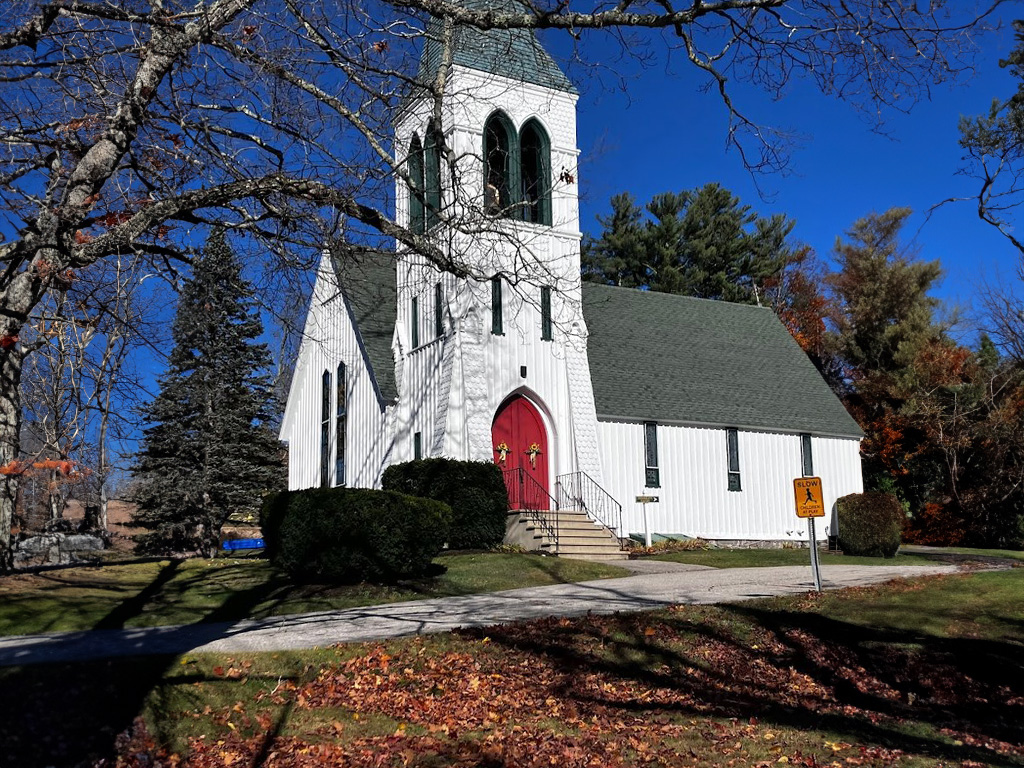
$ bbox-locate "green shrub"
[260,487,451,583]
[381,459,508,550]
[836,492,903,558]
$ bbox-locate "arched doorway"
[492,395,550,510]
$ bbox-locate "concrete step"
[552,536,614,548]
[506,508,627,557]
[552,520,614,532]
[553,542,627,555]
[559,552,630,562]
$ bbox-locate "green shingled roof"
[418,1,576,94]
[582,282,863,438]
[330,250,398,405]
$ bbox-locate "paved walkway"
[0,563,958,667]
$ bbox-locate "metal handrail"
[555,470,623,541]
[502,467,559,551]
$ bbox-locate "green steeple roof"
[418,2,576,94]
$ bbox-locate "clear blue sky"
[566,8,1022,335]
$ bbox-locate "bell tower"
[389,5,603,485]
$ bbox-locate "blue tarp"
[221,538,265,550]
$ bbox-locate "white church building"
[280,17,864,555]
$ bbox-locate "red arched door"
[492,396,550,510]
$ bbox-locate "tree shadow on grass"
[463,602,1024,767]
[0,558,311,768]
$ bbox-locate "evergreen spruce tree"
[582,183,795,305]
[131,230,284,556]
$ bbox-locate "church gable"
[582,282,862,438]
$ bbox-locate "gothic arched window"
[335,362,347,486]
[320,369,331,488]
[519,119,551,225]
[424,121,442,229]
[483,112,516,216]
[408,133,425,235]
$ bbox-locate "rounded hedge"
[836,492,903,558]
[260,487,451,583]
[381,458,508,550]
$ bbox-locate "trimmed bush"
[836,492,903,558]
[260,487,451,583]
[381,459,508,550]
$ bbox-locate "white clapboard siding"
[597,420,863,542]
[280,257,393,490]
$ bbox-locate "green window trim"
[801,433,814,477]
[644,422,660,488]
[727,428,741,492]
[320,369,331,488]
[408,133,425,235]
[411,296,420,348]
[482,112,553,228]
[424,121,442,229]
[491,277,504,335]
[540,285,553,341]
[484,111,517,218]
[435,281,443,338]
[335,362,347,487]
[519,119,552,226]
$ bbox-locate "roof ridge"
[582,280,774,311]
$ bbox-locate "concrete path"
[0,563,957,667]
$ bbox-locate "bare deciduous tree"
[0,0,998,568]
[19,250,149,532]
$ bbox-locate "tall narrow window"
[483,112,515,216]
[320,370,331,488]
[491,277,503,335]
[336,363,347,486]
[519,119,551,225]
[801,433,814,477]
[727,428,742,492]
[424,121,442,229]
[434,281,443,338]
[644,422,660,488]
[408,134,425,234]
[414,431,423,460]
[411,296,420,348]
[540,285,553,341]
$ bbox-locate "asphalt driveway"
[0,562,961,667]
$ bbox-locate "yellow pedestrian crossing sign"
[794,477,825,518]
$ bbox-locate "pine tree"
[582,183,795,305]
[581,193,647,287]
[828,208,942,377]
[827,208,944,513]
[131,230,284,556]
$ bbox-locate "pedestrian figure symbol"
[804,487,814,504]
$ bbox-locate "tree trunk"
[0,347,23,571]
[48,472,64,522]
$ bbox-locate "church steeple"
[396,2,580,247]
[416,1,576,96]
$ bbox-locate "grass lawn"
[644,547,944,568]
[0,552,627,637]
[901,544,1024,562]
[2,569,1021,767]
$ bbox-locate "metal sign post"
[807,516,822,592]
[793,477,826,593]
[635,495,658,547]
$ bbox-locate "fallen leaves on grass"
[111,602,1024,767]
